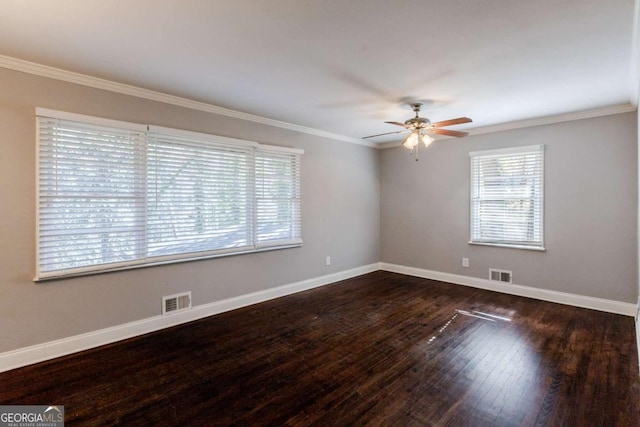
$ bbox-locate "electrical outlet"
[325,256,331,266]
[462,257,469,268]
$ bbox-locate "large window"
[36,109,302,280]
[470,145,544,250]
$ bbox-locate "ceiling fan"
[363,103,472,160]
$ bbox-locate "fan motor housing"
[405,117,430,127]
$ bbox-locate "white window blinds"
[470,145,544,249]
[36,110,303,280]
[37,117,147,275]
[146,132,254,260]
[255,150,302,247]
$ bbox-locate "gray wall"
[1,63,636,356]
[0,68,380,353]
[381,112,638,303]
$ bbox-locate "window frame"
[35,108,303,281]
[469,144,545,251]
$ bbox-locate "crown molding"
[0,54,375,148]
[378,103,636,149]
[378,140,403,149]
[468,104,636,136]
[0,55,634,150]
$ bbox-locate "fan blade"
[384,121,410,128]
[432,117,472,128]
[431,128,469,138]
[362,130,408,139]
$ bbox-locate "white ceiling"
[0,0,637,144]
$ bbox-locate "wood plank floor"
[1,271,639,426]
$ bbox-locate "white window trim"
[36,108,147,132]
[468,241,546,251]
[469,144,545,251]
[35,108,304,155]
[35,108,303,281]
[469,145,543,158]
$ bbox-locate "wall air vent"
[162,292,192,315]
[489,269,512,284]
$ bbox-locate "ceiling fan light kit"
[401,130,434,161]
[363,102,472,161]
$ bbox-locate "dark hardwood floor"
[1,271,639,426]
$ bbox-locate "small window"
[469,145,544,250]
[36,109,303,280]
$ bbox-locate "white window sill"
[468,241,546,252]
[34,243,303,282]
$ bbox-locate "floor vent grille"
[162,292,192,315]
[489,269,512,284]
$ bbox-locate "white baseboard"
[379,262,638,317]
[0,263,379,373]
[2,262,635,373]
